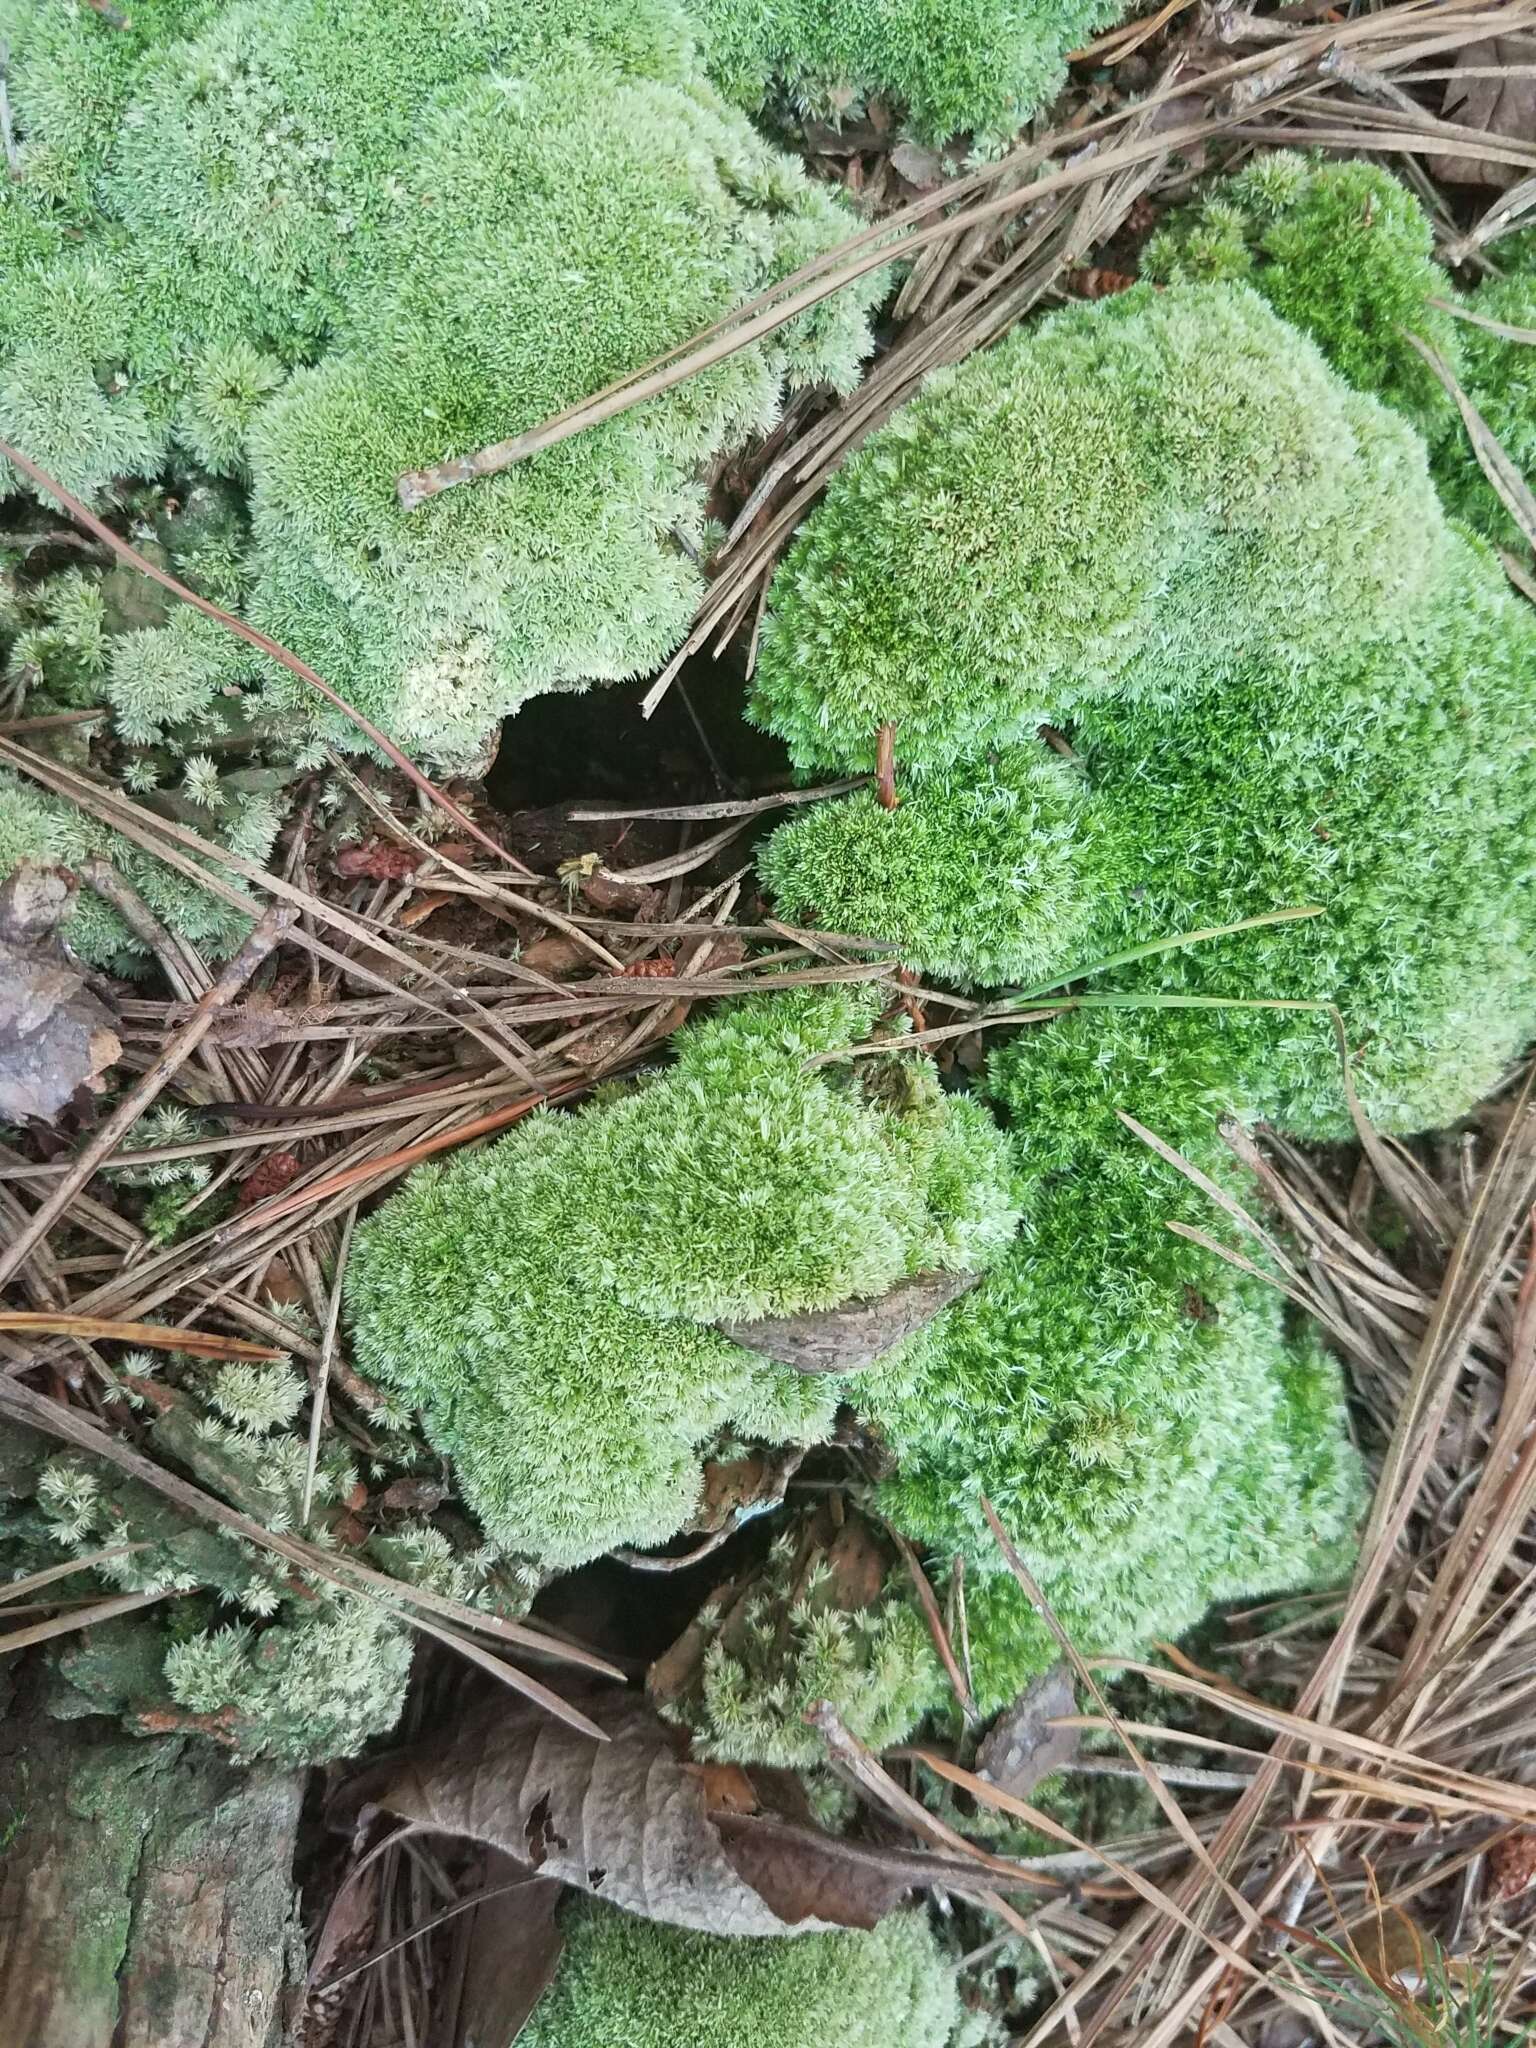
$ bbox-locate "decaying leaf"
[975,1664,1080,1800]
[0,865,120,1124]
[1441,36,1536,188]
[718,1269,980,1374]
[338,1686,926,1938]
[453,1859,565,2048]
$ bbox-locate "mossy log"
[0,1666,304,2048]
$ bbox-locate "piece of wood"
[0,1666,304,2048]
[718,1268,979,1374]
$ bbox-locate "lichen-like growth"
[859,1010,1365,1711]
[346,989,1022,1568]
[750,285,1439,777]
[1144,153,1459,435]
[520,1900,961,2048]
[657,1509,947,1766]
[3,1362,518,1764]
[689,0,1123,145]
[0,0,883,768]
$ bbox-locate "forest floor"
[4,2,1536,2043]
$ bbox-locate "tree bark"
[0,1665,305,2048]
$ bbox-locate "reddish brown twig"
[875,723,898,811]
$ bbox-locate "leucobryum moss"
[1144,153,1459,436]
[0,0,883,768]
[858,1009,1365,1713]
[520,1900,960,2048]
[750,284,1438,778]
[688,0,1124,145]
[1145,153,1536,553]
[755,282,1536,1137]
[345,990,1022,1569]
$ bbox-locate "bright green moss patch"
[690,0,1123,144]
[759,750,1099,990]
[521,1901,961,2048]
[346,992,1022,1568]
[750,285,1439,777]
[1144,153,1459,434]
[859,1011,1365,1711]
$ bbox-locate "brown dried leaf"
[206,991,339,1048]
[333,839,422,880]
[889,141,944,191]
[454,1860,565,2048]
[0,866,120,1123]
[719,1269,980,1374]
[976,1664,1079,1800]
[1441,36,1536,188]
[339,1686,911,1937]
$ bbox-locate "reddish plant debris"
[236,1150,302,1207]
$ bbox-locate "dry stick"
[0,1314,284,1361]
[1404,330,1536,551]
[0,905,291,1295]
[301,1206,355,1527]
[0,436,535,880]
[567,778,866,823]
[0,1585,186,1656]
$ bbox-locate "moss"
[749,284,1440,778]
[346,991,1022,1569]
[1432,263,1536,550]
[754,280,1536,1137]
[758,749,1098,990]
[7,1364,520,1766]
[0,0,883,765]
[1144,153,1459,435]
[856,1010,1364,1711]
[521,1900,960,2048]
[689,0,1124,144]
[0,766,258,972]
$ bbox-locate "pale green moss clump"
[754,282,1536,1137]
[346,990,1022,1568]
[689,0,1124,145]
[0,0,883,769]
[521,1900,960,2048]
[1145,153,1536,555]
[859,1010,1365,1712]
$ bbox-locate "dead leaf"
[889,141,944,191]
[0,865,120,1123]
[517,934,590,977]
[337,1686,916,1937]
[718,1269,980,1374]
[1441,35,1536,188]
[454,1859,564,2048]
[333,839,423,880]
[976,1664,1080,1800]
[205,991,339,1047]
[692,1446,803,1533]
